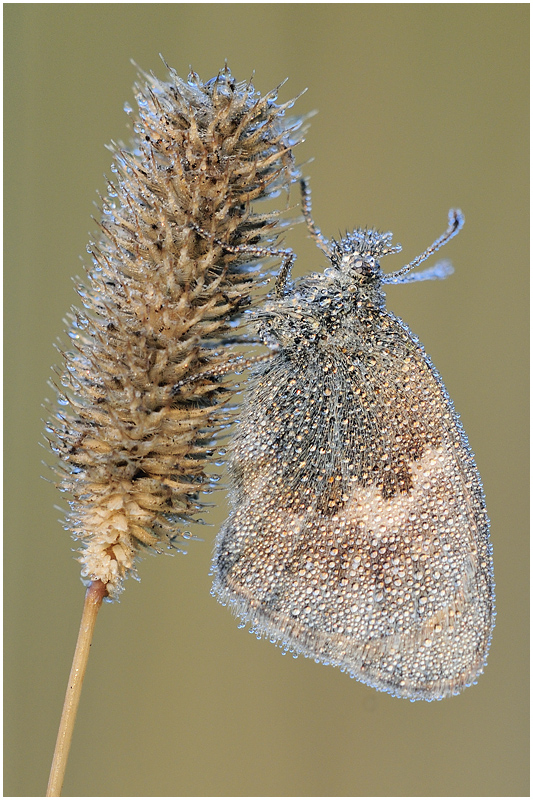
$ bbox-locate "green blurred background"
[4,4,528,797]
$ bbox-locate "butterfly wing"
[212,312,494,700]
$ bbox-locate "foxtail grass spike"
[47,64,304,598]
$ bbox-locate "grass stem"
[46,580,107,796]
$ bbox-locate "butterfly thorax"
[256,229,406,348]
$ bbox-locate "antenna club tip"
[449,209,465,232]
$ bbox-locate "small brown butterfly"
[212,179,494,701]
